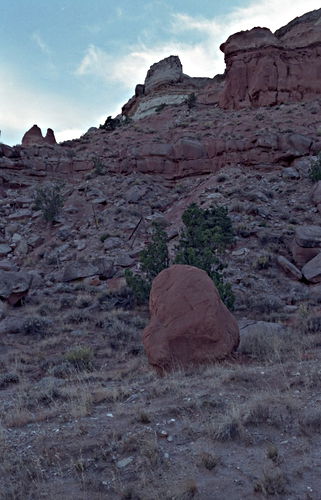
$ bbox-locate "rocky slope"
[1,8,321,499]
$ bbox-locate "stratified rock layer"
[219,8,321,109]
[143,265,240,371]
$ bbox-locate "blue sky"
[1,0,320,145]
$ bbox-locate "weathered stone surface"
[143,265,239,371]
[294,225,321,248]
[291,226,321,266]
[219,9,321,109]
[103,237,122,251]
[0,244,12,257]
[22,124,56,147]
[44,128,57,145]
[312,181,321,205]
[291,240,321,267]
[277,255,302,280]
[302,252,321,283]
[144,55,182,95]
[0,301,6,320]
[0,316,25,334]
[0,270,33,305]
[21,125,44,146]
[62,258,114,282]
[238,320,286,356]
[62,262,99,282]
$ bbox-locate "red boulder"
[143,264,239,372]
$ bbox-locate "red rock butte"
[21,125,57,147]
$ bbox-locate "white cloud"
[0,67,100,145]
[76,0,321,86]
[31,32,51,55]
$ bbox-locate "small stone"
[103,237,122,251]
[0,244,11,257]
[116,457,133,469]
[282,167,300,179]
[8,209,32,221]
[277,255,302,280]
[115,254,134,267]
[232,247,249,257]
[12,233,22,243]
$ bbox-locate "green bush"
[186,92,196,109]
[175,203,235,309]
[125,223,169,305]
[309,153,321,182]
[33,182,64,223]
[126,205,235,309]
[65,346,94,371]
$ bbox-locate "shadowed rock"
[143,264,239,372]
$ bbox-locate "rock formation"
[22,125,57,147]
[143,265,240,371]
[219,8,321,109]
[144,55,183,94]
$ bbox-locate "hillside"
[1,8,321,499]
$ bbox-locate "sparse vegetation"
[125,222,169,304]
[33,182,64,223]
[309,153,321,182]
[65,346,94,371]
[125,204,235,308]
[175,203,235,309]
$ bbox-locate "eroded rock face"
[143,264,239,371]
[44,128,57,145]
[22,125,57,146]
[292,226,321,267]
[0,270,33,305]
[219,9,321,109]
[144,55,183,95]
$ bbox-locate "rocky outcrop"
[302,253,321,283]
[44,128,57,145]
[0,270,33,305]
[122,55,211,120]
[144,55,183,95]
[143,265,239,372]
[219,8,321,109]
[292,226,321,267]
[22,125,57,146]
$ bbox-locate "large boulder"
[143,265,239,371]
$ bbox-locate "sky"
[1,0,320,146]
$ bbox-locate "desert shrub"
[175,203,235,309]
[254,253,272,270]
[309,153,321,182]
[22,317,53,337]
[254,466,287,496]
[33,182,64,223]
[155,103,166,113]
[93,157,106,175]
[126,204,235,309]
[125,223,169,305]
[65,346,94,371]
[186,92,196,109]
